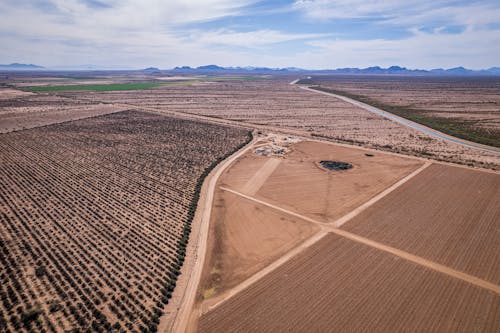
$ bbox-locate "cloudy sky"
[1,0,499,69]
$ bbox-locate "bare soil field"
[302,75,500,147]
[254,141,423,222]
[0,92,127,133]
[343,163,500,284]
[199,233,499,333]
[195,138,422,318]
[199,189,318,300]
[198,144,322,301]
[0,110,250,332]
[45,78,500,168]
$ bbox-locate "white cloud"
[292,0,500,27]
[189,29,329,48]
[306,28,500,69]
[0,0,498,69]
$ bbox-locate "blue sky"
[1,0,499,69]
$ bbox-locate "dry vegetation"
[47,78,500,168]
[0,110,250,332]
[302,75,500,147]
[344,163,500,284]
[199,234,499,332]
[0,90,127,133]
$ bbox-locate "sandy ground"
[199,188,318,302]
[199,234,499,333]
[70,78,500,168]
[191,138,499,332]
[254,141,424,222]
[0,103,128,132]
[308,75,500,132]
[0,88,33,99]
[190,139,429,329]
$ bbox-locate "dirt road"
[167,136,257,333]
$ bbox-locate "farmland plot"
[199,234,499,333]
[343,163,500,284]
[0,92,127,133]
[0,110,250,332]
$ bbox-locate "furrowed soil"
[199,233,499,333]
[343,163,500,284]
[0,92,127,133]
[254,141,424,222]
[0,110,250,332]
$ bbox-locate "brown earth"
[2,75,499,167]
[343,163,500,284]
[56,78,500,168]
[254,141,424,222]
[197,139,423,306]
[199,189,318,301]
[199,233,499,333]
[306,75,500,132]
[0,110,250,332]
[0,93,127,133]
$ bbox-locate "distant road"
[293,82,500,154]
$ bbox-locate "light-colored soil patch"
[0,88,33,99]
[240,157,281,195]
[0,103,127,132]
[199,186,318,302]
[256,140,424,222]
[343,163,500,284]
[199,234,499,332]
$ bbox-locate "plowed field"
[343,163,500,284]
[0,110,250,332]
[199,234,499,332]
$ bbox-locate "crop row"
[0,110,251,332]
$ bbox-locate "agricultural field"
[0,110,251,332]
[196,138,421,310]
[193,135,499,333]
[42,77,500,169]
[0,90,128,133]
[343,163,500,284]
[199,233,499,333]
[300,75,500,147]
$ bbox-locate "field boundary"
[333,162,431,227]
[166,132,257,333]
[209,172,499,312]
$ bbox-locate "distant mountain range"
[172,64,500,75]
[0,63,44,70]
[2,63,500,75]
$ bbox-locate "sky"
[1,0,499,69]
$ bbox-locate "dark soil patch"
[320,160,353,171]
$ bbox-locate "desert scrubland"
[0,73,499,333]
[39,78,500,168]
[0,110,250,332]
[301,75,500,147]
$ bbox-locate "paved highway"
[294,83,500,154]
